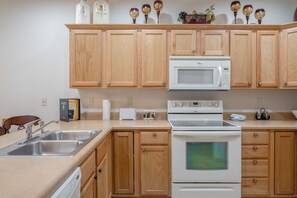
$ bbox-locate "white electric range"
[168,100,241,198]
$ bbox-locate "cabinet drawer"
[242,178,269,197]
[242,131,269,145]
[242,145,268,159]
[96,136,108,165]
[242,159,268,177]
[80,151,96,188]
[140,132,168,145]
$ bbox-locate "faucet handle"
[39,121,45,134]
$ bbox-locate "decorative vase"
[230,1,241,24]
[153,0,163,24]
[243,5,253,24]
[142,4,151,24]
[130,8,139,24]
[255,9,266,24]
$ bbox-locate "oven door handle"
[172,131,241,137]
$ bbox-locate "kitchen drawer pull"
[142,148,145,152]
[253,160,258,165]
[284,82,288,86]
[248,82,252,86]
[152,132,157,137]
[192,49,196,53]
[202,50,206,55]
[258,82,262,86]
[253,132,258,137]
[253,179,258,184]
[107,82,111,86]
[98,169,102,173]
[253,146,258,151]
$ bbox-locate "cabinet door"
[81,173,96,198]
[282,28,297,88]
[230,30,254,88]
[171,30,197,55]
[201,30,229,56]
[106,30,138,87]
[113,132,134,194]
[256,31,279,88]
[97,155,108,198]
[70,30,102,87]
[275,132,295,195]
[142,30,167,87]
[141,145,169,196]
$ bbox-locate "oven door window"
[177,69,214,84]
[186,142,228,170]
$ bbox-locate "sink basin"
[7,141,83,156]
[41,130,99,141]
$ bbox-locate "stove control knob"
[178,102,184,107]
[208,102,213,107]
[172,102,177,107]
[214,102,219,107]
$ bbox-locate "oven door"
[169,63,223,90]
[172,130,241,183]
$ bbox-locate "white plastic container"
[102,99,111,120]
[75,0,90,24]
[93,0,110,24]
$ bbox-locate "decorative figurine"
[130,8,139,24]
[255,9,266,24]
[153,0,163,24]
[243,5,253,24]
[142,4,151,24]
[230,1,241,24]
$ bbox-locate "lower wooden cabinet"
[81,173,97,198]
[242,178,269,197]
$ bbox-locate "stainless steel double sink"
[0,130,101,157]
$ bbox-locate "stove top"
[170,120,236,127]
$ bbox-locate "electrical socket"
[41,98,47,106]
[127,96,133,106]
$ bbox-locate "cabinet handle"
[98,169,102,173]
[248,82,252,86]
[162,82,166,86]
[253,160,258,165]
[107,82,111,86]
[152,132,157,137]
[253,146,258,151]
[253,179,258,184]
[142,148,145,152]
[258,82,262,86]
[192,50,196,53]
[253,132,258,137]
[284,82,288,86]
[202,50,206,55]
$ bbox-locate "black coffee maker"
[255,108,270,120]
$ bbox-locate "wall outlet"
[41,98,47,106]
[127,96,133,106]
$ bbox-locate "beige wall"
[0,0,297,122]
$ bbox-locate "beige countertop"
[0,119,297,198]
[0,120,170,198]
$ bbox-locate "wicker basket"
[182,14,211,24]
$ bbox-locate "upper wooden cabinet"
[141,30,167,87]
[70,30,102,87]
[106,30,138,87]
[171,30,229,56]
[230,30,255,88]
[256,31,279,88]
[281,28,297,88]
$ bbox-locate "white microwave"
[169,56,231,90]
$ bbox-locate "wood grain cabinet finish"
[230,30,255,88]
[97,156,108,198]
[70,30,102,87]
[256,31,279,88]
[274,132,296,195]
[80,151,96,198]
[81,173,97,198]
[113,132,134,194]
[201,30,229,56]
[106,30,138,87]
[171,30,198,55]
[141,30,167,87]
[242,131,269,145]
[281,28,297,88]
[242,178,269,196]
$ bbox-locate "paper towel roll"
[102,99,111,120]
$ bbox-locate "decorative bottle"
[75,0,90,24]
[93,0,110,24]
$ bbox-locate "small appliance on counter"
[142,109,156,120]
[119,108,136,120]
[60,98,80,122]
[230,114,246,121]
[255,108,270,120]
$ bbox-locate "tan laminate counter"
[230,120,297,130]
[0,120,170,198]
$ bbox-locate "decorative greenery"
[178,4,215,23]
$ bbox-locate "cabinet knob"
[98,169,102,173]
[162,82,166,86]
[97,82,101,86]
[202,50,206,55]
[152,132,157,137]
[192,50,196,53]
[253,146,258,151]
[284,82,288,86]
[258,82,262,86]
[248,82,252,86]
[142,148,145,152]
[107,82,111,86]
[253,160,258,165]
[253,179,258,184]
[253,132,258,137]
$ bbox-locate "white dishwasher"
[51,167,81,198]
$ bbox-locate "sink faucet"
[26,120,59,140]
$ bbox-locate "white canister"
[102,99,111,120]
[93,0,110,24]
[75,0,90,24]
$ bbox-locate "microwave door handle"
[217,67,222,87]
[173,131,241,137]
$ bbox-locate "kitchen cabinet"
[171,30,229,56]
[280,28,297,88]
[274,132,296,195]
[81,172,97,198]
[230,30,256,88]
[113,132,134,194]
[256,31,279,88]
[141,30,167,87]
[140,132,169,196]
[241,130,270,197]
[70,30,102,87]
[80,151,96,197]
[106,30,138,87]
